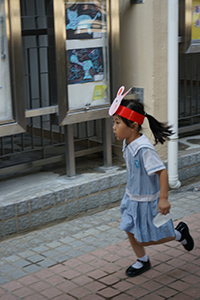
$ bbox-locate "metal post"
[168,0,181,189]
[102,117,112,167]
[65,124,76,176]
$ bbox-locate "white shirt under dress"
[119,134,175,243]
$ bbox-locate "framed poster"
[65,1,110,112]
[53,0,120,125]
[179,0,200,53]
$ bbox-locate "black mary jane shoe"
[125,259,151,277]
[175,221,194,251]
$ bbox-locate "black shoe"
[125,259,151,277]
[175,222,194,251]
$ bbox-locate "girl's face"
[112,115,140,145]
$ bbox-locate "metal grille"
[0,0,102,176]
[179,52,200,133]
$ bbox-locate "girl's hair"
[119,99,173,145]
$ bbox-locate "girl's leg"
[126,231,146,257]
[126,232,151,277]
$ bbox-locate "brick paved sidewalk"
[0,183,199,299]
[0,214,199,299]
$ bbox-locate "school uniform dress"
[120,134,175,243]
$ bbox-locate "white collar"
[122,134,155,156]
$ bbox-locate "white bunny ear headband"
[109,86,145,125]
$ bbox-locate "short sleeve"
[142,148,165,175]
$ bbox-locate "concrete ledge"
[0,167,127,238]
[1,149,200,238]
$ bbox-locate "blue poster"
[67,47,104,84]
[65,3,103,40]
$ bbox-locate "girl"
[109,86,194,277]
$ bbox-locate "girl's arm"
[156,169,171,215]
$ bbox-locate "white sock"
[175,229,181,241]
[132,254,148,269]
[175,229,187,245]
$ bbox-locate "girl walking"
[109,86,194,277]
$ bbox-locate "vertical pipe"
[168,0,181,189]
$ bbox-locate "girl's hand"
[158,198,171,215]
[156,169,170,215]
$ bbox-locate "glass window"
[0,0,13,124]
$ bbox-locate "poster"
[192,1,200,41]
[65,2,103,40]
[67,47,104,84]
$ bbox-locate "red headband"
[116,105,145,125]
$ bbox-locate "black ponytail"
[120,99,173,145]
[145,113,173,145]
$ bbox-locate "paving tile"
[8,270,27,280]
[29,281,51,291]
[99,274,120,286]
[77,253,97,263]
[181,273,200,285]
[60,269,81,280]
[44,275,66,286]
[75,262,95,273]
[68,286,92,298]
[23,264,42,274]
[183,286,200,298]
[12,259,31,268]
[113,281,135,292]
[82,295,104,300]
[51,254,70,263]
[169,294,192,300]
[34,269,54,279]
[100,262,121,274]
[13,286,34,298]
[1,281,22,292]
[62,258,82,268]
[112,294,136,300]
[142,280,163,292]
[40,287,62,298]
[17,275,39,285]
[26,254,45,263]
[154,274,176,285]
[139,294,165,300]
[56,281,78,293]
[97,287,120,298]
[155,286,178,298]
[71,275,93,286]
[0,276,11,285]
[0,295,18,300]
[126,286,150,298]
[48,264,67,274]
[53,295,75,300]
[22,294,46,300]
[86,269,108,280]
[85,280,107,293]
[37,258,57,268]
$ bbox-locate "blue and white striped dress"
[119,134,175,243]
